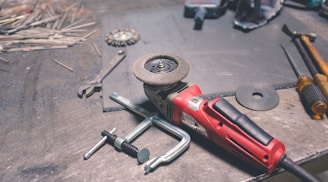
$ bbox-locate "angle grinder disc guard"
[132,53,190,85]
[235,84,279,111]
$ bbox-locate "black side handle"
[213,98,273,146]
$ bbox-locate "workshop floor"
[1,0,328,182]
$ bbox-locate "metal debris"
[0,0,95,53]
[53,59,74,72]
[0,56,9,63]
[92,42,101,57]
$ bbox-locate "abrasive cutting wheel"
[105,28,140,47]
[132,53,190,85]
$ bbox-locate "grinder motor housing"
[143,81,286,174]
[133,53,286,174]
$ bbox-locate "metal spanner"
[77,50,126,98]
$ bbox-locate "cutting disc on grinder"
[133,53,190,85]
[235,84,279,111]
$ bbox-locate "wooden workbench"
[0,0,327,181]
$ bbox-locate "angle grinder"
[132,53,319,181]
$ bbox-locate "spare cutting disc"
[133,53,190,85]
[235,84,279,111]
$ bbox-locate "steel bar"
[0,56,9,63]
[53,59,74,72]
[5,45,68,52]
[61,21,96,32]
[93,42,102,57]
[82,29,96,39]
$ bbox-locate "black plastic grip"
[301,84,326,110]
[194,7,206,30]
[213,98,273,146]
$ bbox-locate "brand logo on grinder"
[188,96,202,111]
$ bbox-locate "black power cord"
[279,155,320,182]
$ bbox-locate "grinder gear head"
[132,53,190,86]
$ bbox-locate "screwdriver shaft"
[281,43,302,78]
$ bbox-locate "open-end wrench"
[77,50,126,98]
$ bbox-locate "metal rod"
[6,45,69,52]
[82,29,96,39]
[84,136,107,160]
[53,59,74,72]
[281,43,302,78]
[32,0,40,11]
[93,42,102,57]
[61,18,87,30]
[56,9,68,30]
[61,21,96,32]
[84,128,117,160]
[0,56,9,63]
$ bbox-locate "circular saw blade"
[105,28,140,47]
[133,53,190,85]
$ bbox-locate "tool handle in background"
[194,7,206,30]
[293,38,328,105]
[313,74,328,103]
[299,80,328,118]
[300,35,328,77]
[280,43,328,118]
[294,38,319,76]
[183,0,227,30]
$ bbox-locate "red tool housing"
[171,84,286,174]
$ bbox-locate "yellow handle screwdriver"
[281,43,328,119]
[282,24,328,110]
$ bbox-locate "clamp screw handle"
[101,130,150,164]
[84,128,116,160]
[84,128,150,164]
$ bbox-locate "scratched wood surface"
[0,1,328,182]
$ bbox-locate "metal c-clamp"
[110,92,191,173]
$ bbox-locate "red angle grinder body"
[144,82,286,174]
[133,53,319,181]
